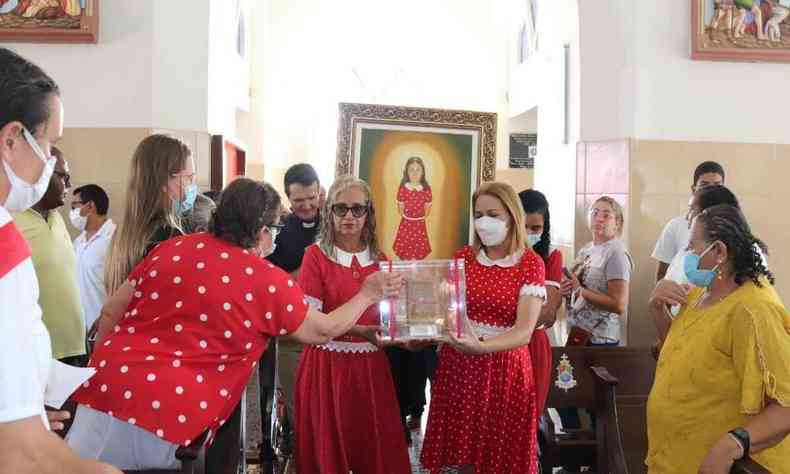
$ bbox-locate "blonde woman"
[421,182,546,474]
[561,195,632,347]
[294,176,411,473]
[104,135,196,294]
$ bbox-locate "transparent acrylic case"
[378,259,467,341]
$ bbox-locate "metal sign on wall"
[509,133,537,169]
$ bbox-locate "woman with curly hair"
[647,204,790,473]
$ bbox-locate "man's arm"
[0,416,121,474]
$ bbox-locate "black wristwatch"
[728,427,750,460]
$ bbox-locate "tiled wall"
[629,140,790,347]
[574,138,790,347]
[575,140,632,345]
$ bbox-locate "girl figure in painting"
[392,156,432,260]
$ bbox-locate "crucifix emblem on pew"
[554,353,578,392]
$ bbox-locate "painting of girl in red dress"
[392,156,432,260]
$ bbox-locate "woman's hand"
[698,434,742,474]
[448,331,487,355]
[360,271,403,302]
[560,272,581,298]
[45,408,71,431]
[650,279,690,309]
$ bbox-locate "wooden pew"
[541,346,656,474]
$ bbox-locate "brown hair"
[105,134,191,293]
[592,195,625,235]
[209,178,280,248]
[472,181,528,256]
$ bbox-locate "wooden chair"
[123,394,246,474]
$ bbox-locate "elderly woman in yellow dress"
[646,204,790,473]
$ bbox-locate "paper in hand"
[44,359,96,409]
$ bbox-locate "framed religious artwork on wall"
[0,0,99,43]
[691,0,790,62]
[336,102,497,261]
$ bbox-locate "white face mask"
[69,207,87,231]
[474,216,509,247]
[2,128,56,213]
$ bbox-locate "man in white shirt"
[652,161,725,282]
[70,184,115,331]
[0,47,120,474]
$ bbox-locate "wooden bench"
[541,346,770,474]
[540,347,645,473]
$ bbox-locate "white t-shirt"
[652,215,690,265]
[74,219,115,329]
[0,205,51,427]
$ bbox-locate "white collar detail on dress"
[334,246,373,268]
[476,248,524,268]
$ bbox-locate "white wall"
[579,1,790,144]
[5,0,155,128]
[578,0,634,142]
[151,0,211,132]
[509,0,581,246]
[259,0,510,190]
[7,0,246,137]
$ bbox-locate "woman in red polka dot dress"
[392,156,432,260]
[65,179,401,471]
[421,182,546,474]
[295,176,411,474]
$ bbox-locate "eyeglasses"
[331,203,368,218]
[589,209,614,220]
[171,173,196,185]
[53,170,71,188]
[263,223,284,239]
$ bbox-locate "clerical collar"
[302,221,317,229]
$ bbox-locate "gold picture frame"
[336,102,497,260]
[0,0,99,43]
[691,0,790,63]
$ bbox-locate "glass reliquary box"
[378,259,468,341]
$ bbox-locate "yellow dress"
[646,280,790,473]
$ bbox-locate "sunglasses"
[331,203,368,218]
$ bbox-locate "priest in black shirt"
[263,163,321,457]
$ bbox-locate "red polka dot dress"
[529,249,562,417]
[72,233,308,447]
[392,184,432,260]
[421,246,546,474]
[294,244,411,474]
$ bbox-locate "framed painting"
[691,0,790,62]
[336,102,497,261]
[0,0,99,43]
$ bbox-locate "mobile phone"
[562,267,573,280]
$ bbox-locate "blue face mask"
[683,242,720,288]
[172,183,198,215]
[527,233,541,248]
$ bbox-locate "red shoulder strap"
[0,221,32,279]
